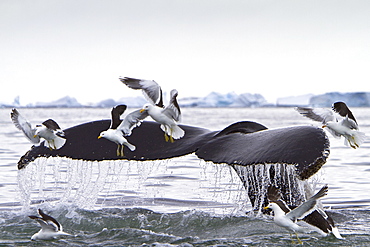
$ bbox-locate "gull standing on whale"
[29,209,71,240]
[98,104,142,157]
[11,108,66,150]
[295,101,366,149]
[120,77,185,142]
[264,185,343,243]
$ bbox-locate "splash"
[16,156,195,211]
[198,161,251,215]
[17,157,172,210]
[16,156,320,215]
[232,163,312,213]
[17,157,115,210]
[16,156,252,214]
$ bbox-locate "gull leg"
[350,136,356,149]
[295,232,302,245]
[169,129,174,143]
[352,136,360,148]
[52,139,57,150]
[116,145,120,156]
[120,145,125,157]
[164,132,169,142]
[48,140,55,150]
[349,138,356,149]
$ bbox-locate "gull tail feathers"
[125,142,136,151]
[169,125,185,139]
[345,131,366,149]
[331,227,345,239]
[58,231,71,237]
[44,136,66,150]
[160,124,185,139]
[54,136,67,149]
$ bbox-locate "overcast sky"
[2,0,370,105]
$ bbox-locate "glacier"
[2,92,370,108]
[309,92,370,107]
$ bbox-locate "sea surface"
[0,107,369,246]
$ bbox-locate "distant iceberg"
[94,92,269,108]
[0,96,21,108]
[197,92,237,107]
[231,93,268,107]
[309,92,370,107]
[93,98,117,108]
[276,92,370,107]
[28,96,82,108]
[276,94,314,107]
[177,97,201,107]
[93,96,147,108]
[189,92,268,107]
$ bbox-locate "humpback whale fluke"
[17,119,334,234]
[197,125,329,180]
[17,120,329,180]
[17,120,211,169]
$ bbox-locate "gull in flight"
[264,185,343,243]
[11,108,66,150]
[295,101,366,149]
[98,104,144,156]
[120,77,184,142]
[29,209,71,240]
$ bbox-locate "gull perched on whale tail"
[29,209,71,240]
[11,108,66,150]
[264,185,343,243]
[120,77,185,142]
[98,104,142,157]
[295,101,366,149]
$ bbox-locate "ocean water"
[0,107,369,246]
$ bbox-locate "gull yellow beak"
[33,135,38,138]
[98,135,102,139]
[322,125,327,128]
[140,109,145,113]
[263,206,269,210]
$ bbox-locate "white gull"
[11,108,66,150]
[120,77,184,142]
[29,209,70,240]
[295,101,365,149]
